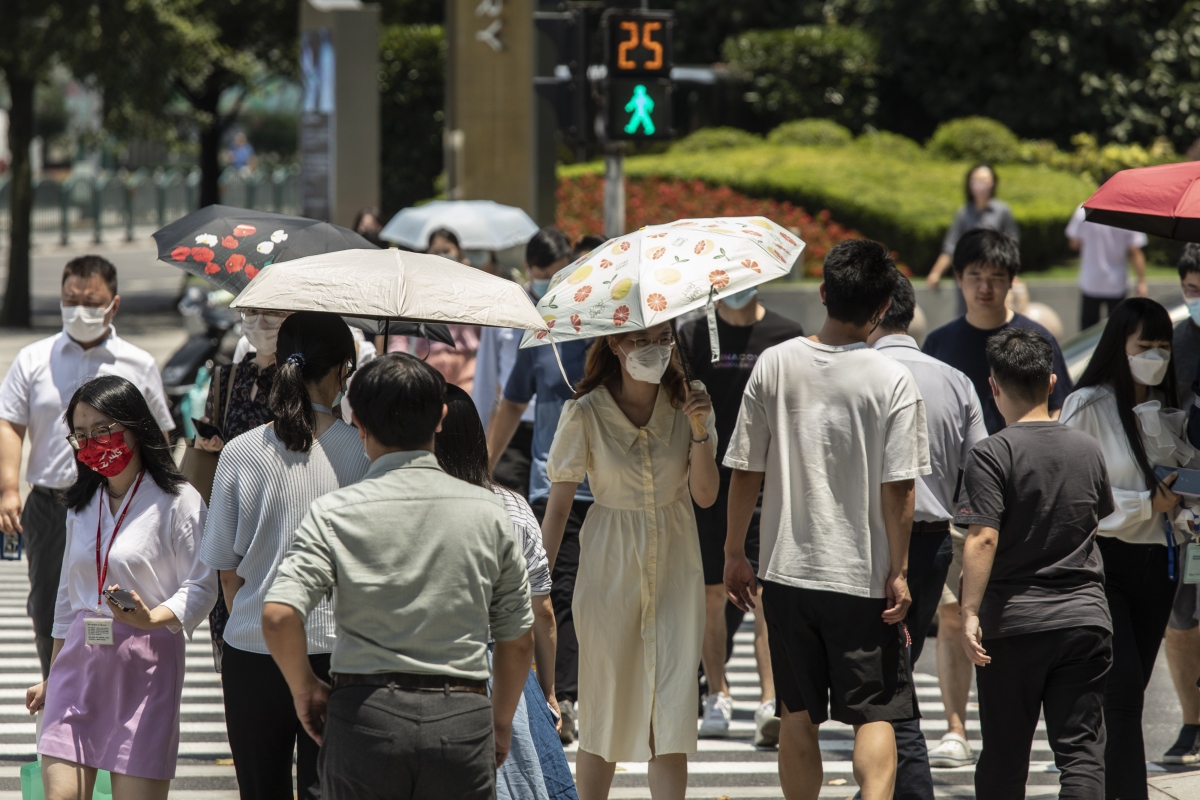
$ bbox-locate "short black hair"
[879,275,917,333]
[985,327,1053,404]
[526,227,572,269]
[952,228,1020,279]
[822,239,898,326]
[427,228,461,251]
[1179,243,1200,279]
[572,234,607,260]
[62,255,118,296]
[347,353,446,450]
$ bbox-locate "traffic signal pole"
[604,142,625,238]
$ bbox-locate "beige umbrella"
[230,248,549,333]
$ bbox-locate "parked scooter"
[161,282,241,438]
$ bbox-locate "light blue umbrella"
[380,200,539,251]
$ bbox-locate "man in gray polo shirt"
[869,276,987,800]
[263,353,534,800]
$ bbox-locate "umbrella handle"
[546,327,574,391]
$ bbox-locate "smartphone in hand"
[103,588,136,612]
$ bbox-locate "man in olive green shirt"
[263,353,534,800]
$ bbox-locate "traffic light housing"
[534,9,590,144]
[603,10,674,141]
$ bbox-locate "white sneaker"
[754,699,780,748]
[928,732,974,768]
[699,692,733,738]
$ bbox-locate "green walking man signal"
[624,84,656,136]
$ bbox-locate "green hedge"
[379,24,445,215]
[561,144,1095,273]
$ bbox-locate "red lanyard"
[95,471,145,607]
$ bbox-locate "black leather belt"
[331,671,488,695]
[912,520,950,534]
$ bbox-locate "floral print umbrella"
[152,205,378,296]
[519,216,804,349]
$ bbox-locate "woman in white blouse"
[1061,298,1195,798]
[25,375,217,799]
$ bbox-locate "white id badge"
[1185,542,1200,584]
[84,616,114,646]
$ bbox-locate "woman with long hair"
[26,375,217,798]
[541,321,719,800]
[200,311,369,800]
[1061,297,1195,798]
[435,385,576,800]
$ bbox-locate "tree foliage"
[379,24,445,214]
[723,25,879,132]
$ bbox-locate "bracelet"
[690,434,710,444]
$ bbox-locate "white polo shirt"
[0,328,174,489]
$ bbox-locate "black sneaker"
[1163,724,1200,764]
[559,699,577,746]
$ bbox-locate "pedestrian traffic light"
[607,78,672,140]
[603,10,673,142]
[534,9,590,144]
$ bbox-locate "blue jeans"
[489,651,578,800]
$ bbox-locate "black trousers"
[1097,537,1177,799]
[1081,293,1125,331]
[530,496,589,703]
[893,528,953,800]
[22,488,67,679]
[222,645,332,800]
[975,626,1111,800]
[320,685,495,800]
[493,421,534,498]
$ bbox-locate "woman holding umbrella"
[542,322,719,800]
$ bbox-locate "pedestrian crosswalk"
[0,558,1170,799]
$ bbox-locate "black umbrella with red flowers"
[153,205,380,294]
[153,205,455,346]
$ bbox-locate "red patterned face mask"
[76,431,135,477]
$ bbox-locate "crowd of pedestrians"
[6,217,1200,800]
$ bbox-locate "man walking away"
[1066,201,1149,330]
[724,240,930,800]
[0,255,173,677]
[263,353,535,800]
[678,285,804,744]
[922,228,1073,767]
[957,328,1114,800]
[867,275,987,800]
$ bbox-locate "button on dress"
[548,385,716,762]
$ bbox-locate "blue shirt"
[504,339,594,503]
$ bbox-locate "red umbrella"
[1083,161,1200,241]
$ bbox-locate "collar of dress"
[595,384,677,453]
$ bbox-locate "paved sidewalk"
[1150,770,1200,798]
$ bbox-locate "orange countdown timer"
[605,12,673,77]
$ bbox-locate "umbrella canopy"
[379,200,539,251]
[1082,161,1200,241]
[152,205,378,295]
[519,216,804,349]
[230,249,549,333]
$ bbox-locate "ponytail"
[269,311,356,452]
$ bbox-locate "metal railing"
[0,166,300,245]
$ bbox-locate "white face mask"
[1186,296,1200,327]
[242,312,284,358]
[621,343,673,384]
[1128,347,1171,386]
[61,300,114,343]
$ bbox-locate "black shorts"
[761,580,917,725]
[695,469,760,586]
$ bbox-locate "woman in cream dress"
[541,321,719,800]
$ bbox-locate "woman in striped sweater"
[199,311,369,800]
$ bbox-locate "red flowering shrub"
[556,174,907,277]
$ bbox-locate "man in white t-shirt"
[1066,204,1149,330]
[0,256,173,676]
[724,239,931,800]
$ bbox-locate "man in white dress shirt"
[0,256,173,676]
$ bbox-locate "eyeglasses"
[66,423,125,451]
[628,334,675,349]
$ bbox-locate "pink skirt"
[39,611,186,780]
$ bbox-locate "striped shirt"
[201,422,369,654]
[494,487,552,596]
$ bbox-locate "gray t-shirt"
[954,421,1114,639]
[942,199,1020,255]
[1174,317,1200,409]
